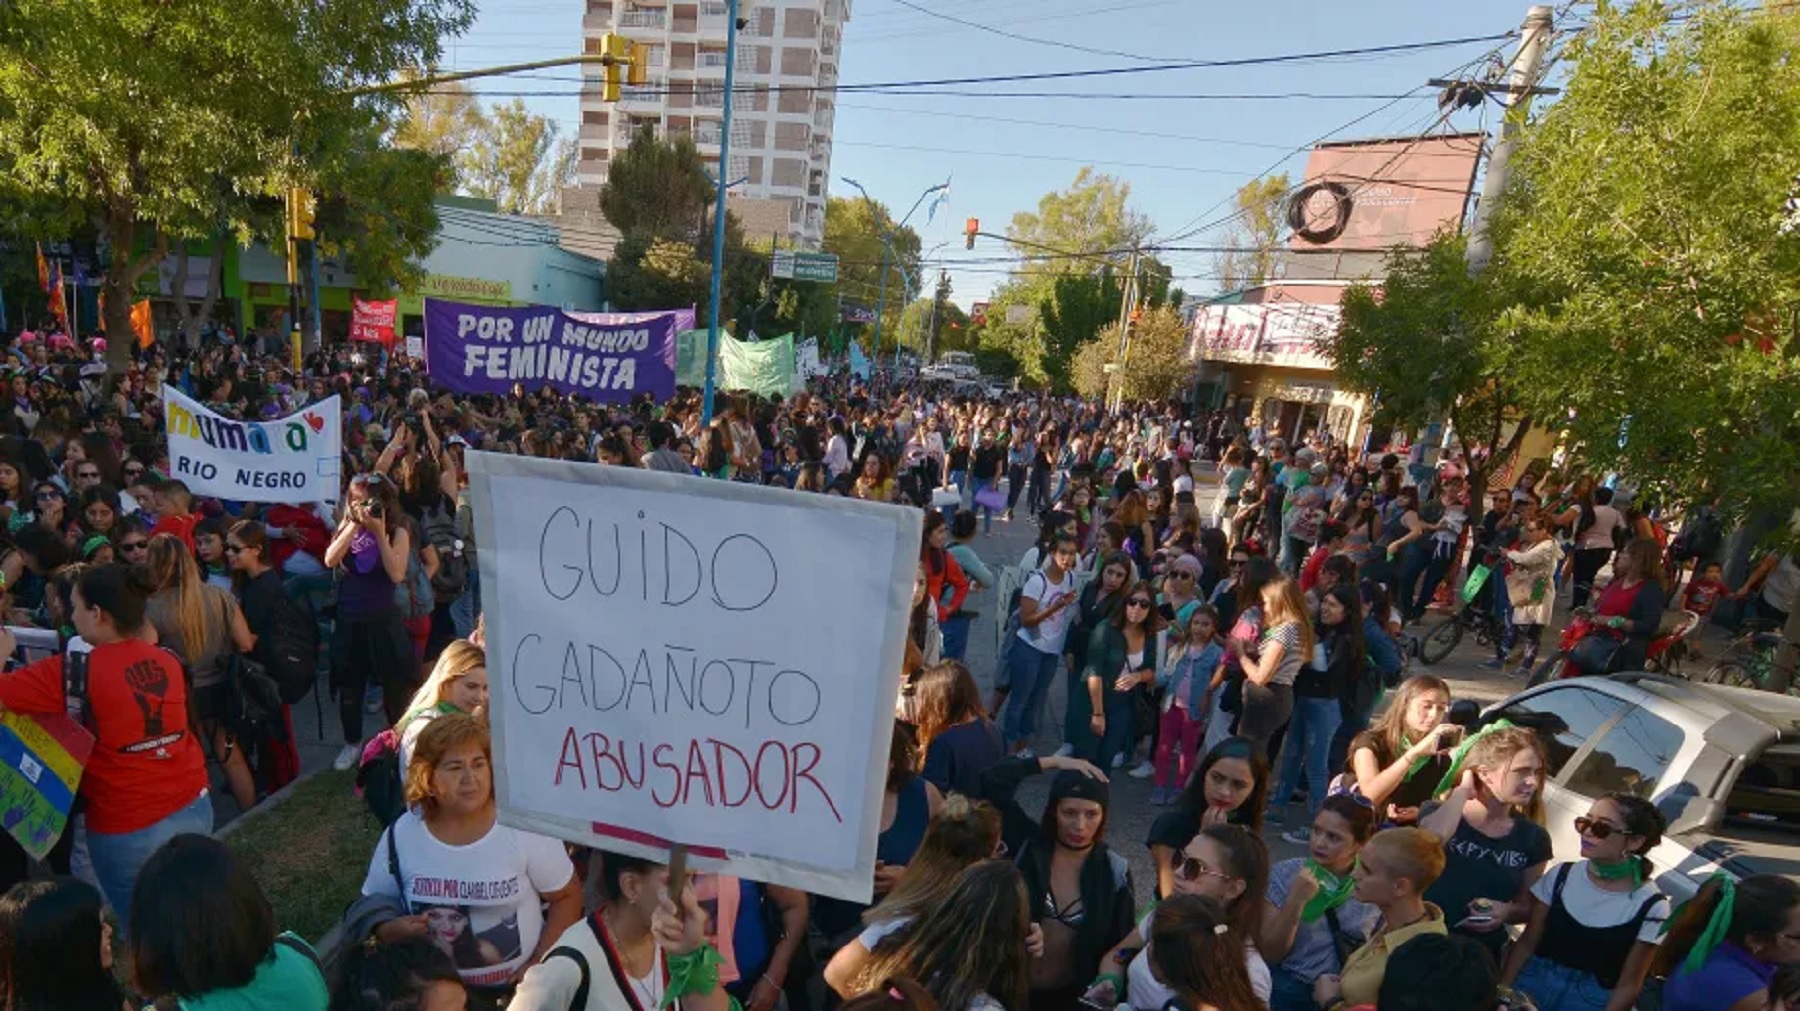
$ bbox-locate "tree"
[457,99,572,216]
[1491,0,1800,522]
[393,79,484,160]
[822,195,921,340]
[0,0,475,372]
[1214,174,1290,292]
[1084,304,1191,403]
[599,127,714,241]
[1007,168,1153,276]
[1070,331,1112,400]
[1319,232,1532,496]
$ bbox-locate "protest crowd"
[0,316,1790,1011]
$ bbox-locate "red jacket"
[924,548,969,622]
[264,504,329,569]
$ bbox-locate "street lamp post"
[700,0,742,426]
[839,177,948,374]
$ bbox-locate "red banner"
[350,297,397,346]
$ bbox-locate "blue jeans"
[88,792,213,929]
[1062,663,1094,757]
[1274,696,1343,822]
[1413,550,1455,619]
[942,469,968,524]
[1001,641,1061,747]
[450,564,481,639]
[1514,955,1613,1011]
[941,613,973,661]
[1269,967,1322,1011]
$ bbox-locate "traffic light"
[601,32,631,102]
[288,187,316,242]
[964,217,979,250]
[627,39,649,86]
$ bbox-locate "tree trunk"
[100,208,167,376]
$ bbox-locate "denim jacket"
[1158,641,1223,714]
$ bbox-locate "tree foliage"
[1085,305,1191,403]
[599,126,715,241]
[1490,0,1800,518]
[1320,233,1532,496]
[393,79,484,160]
[0,0,474,370]
[1214,174,1290,292]
[456,99,574,216]
[822,195,921,340]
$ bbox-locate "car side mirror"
[1448,699,1482,729]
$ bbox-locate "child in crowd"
[1153,605,1224,805]
[1681,560,1732,623]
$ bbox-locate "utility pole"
[1107,251,1142,412]
[700,0,741,425]
[1465,4,1555,274]
[924,267,947,362]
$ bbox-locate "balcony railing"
[698,51,729,68]
[694,88,725,109]
[620,77,665,102]
[618,9,666,28]
[694,126,722,146]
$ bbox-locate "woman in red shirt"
[0,564,209,926]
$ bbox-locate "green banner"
[676,330,798,397]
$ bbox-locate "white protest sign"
[161,385,341,503]
[466,453,920,902]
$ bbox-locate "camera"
[363,500,384,519]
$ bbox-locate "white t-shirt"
[1016,567,1077,655]
[1530,861,1670,944]
[1125,909,1271,1008]
[362,812,576,989]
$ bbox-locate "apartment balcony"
[693,123,723,147]
[618,9,667,29]
[620,77,666,104]
[697,50,728,76]
[699,0,728,21]
[583,10,613,34]
[694,88,725,109]
[813,106,833,132]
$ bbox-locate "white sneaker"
[1110,752,1126,769]
[333,744,362,772]
[1052,743,1076,759]
[1129,760,1156,779]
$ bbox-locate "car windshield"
[1725,743,1800,832]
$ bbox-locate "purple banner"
[567,307,697,333]
[424,298,677,402]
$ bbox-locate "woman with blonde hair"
[1312,827,1449,1009]
[394,639,489,771]
[1420,725,1551,963]
[144,533,258,812]
[844,860,1032,1011]
[1229,575,1314,759]
[1343,674,1460,826]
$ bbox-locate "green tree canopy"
[599,126,715,241]
[1214,174,1290,292]
[456,99,576,216]
[822,195,921,340]
[1490,0,1800,518]
[0,0,474,370]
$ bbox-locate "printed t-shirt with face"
[1126,907,1271,1008]
[362,811,576,989]
[0,639,206,835]
[1420,803,1552,957]
[1016,567,1077,655]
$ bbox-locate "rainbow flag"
[0,711,93,860]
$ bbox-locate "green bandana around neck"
[1300,858,1357,923]
[1432,719,1517,796]
[1589,856,1644,889]
[1400,735,1434,782]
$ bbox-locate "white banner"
[161,385,342,503]
[466,452,918,902]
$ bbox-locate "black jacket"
[978,757,1137,986]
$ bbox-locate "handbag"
[974,485,1007,511]
[931,484,962,509]
[1569,633,1625,676]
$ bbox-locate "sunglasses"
[1171,571,1195,580]
[1229,559,1247,568]
[123,467,145,478]
[225,544,249,555]
[1172,852,1235,883]
[120,541,148,552]
[1125,598,1154,609]
[76,471,100,480]
[34,490,60,501]
[1574,816,1635,841]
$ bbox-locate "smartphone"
[1438,725,1466,750]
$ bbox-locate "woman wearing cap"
[979,752,1133,1011]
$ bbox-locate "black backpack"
[260,592,319,706]
[421,499,469,604]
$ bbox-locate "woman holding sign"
[326,472,421,772]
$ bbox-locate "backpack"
[421,498,469,604]
[394,543,434,621]
[541,943,592,1011]
[356,727,407,827]
[259,593,318,706]
[1671,507,1723,563]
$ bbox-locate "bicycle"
[1418,598,1510,666]
[1702,618,1800,696]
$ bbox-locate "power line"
[850,0,1181,45]
[877,0,1176,62]
[440,87,1422,101]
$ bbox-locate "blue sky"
[446,0,1544,306]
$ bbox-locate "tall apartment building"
[577,0,848,248]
